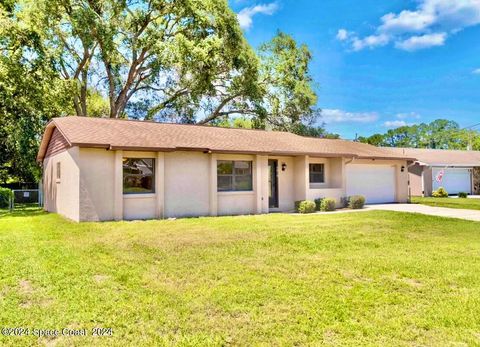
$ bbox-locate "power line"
[463,122,480,130]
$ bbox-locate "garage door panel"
[346,165,396,204]
[432,168,471,195]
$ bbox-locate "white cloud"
[395,32,447,51]
[473,68,480,74]
[352,34,390,51]
[321,109,379,123]
[237,2,278,30]
[336,29,349,41]
[338,0,480,51]
[383,120,411,128]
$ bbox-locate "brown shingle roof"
[386,147,480,166]
[37,116,414,161]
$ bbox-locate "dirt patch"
[18,279,34,295]
[93,274,110,283]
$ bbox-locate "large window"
[217,160,253,191]
[309,163,325,183]
[123,158,155,194]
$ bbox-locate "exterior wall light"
[282,163,287,171]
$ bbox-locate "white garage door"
[432,168,472,195]
[346,164,396,204]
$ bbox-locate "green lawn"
[412,196,480,210]
[1,208,480,346]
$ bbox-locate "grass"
[412,196,480,210]
[1,208,480,346]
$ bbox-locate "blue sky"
[229,0,480,139]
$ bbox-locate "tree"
[358,119,480,150]
[254,32,319,132]
[0,3,71,182]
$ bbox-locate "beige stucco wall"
[164,151,210,218]
[43,147,81,221]
[408,163,424,196]
[216,153,267,216]
[78,148,116,221]
[423,167,433,197]
[44,146,410,221]
[306,157,345,207]
[293,155,308,201]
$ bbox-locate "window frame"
[123,158,156,195]
[56,162,61,181]
[217,160,253,192]
[309,163,325,184]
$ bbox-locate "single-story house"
[387,148,480,196]
[37,117,412,222]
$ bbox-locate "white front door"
[346,164,396,204]
[432,168,472,195]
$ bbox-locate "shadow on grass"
[0,204,46,218]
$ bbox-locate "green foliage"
[320,198,336,212]
[254,32,320,132]
[358,119,480,150]
[314,198,323,211]
[216,117,253,129]
[432,187,449,198]
[0,5,71,183]
[290,123,339,138]
[348,195,366,209]
[458,192,468,198]
[1,2,327,182]
[297,200,316,214]
[0,187,13,208]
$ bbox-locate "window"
[123,158,155,194]
[56,162,61,180]
[309,163,324,183]
[217,160,253,191]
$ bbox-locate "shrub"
[458,192,468,198]
[297,200,316,214]
[294,200,302,212]
[432,187,448,198]
[314,198,323,211]
[340,196,349,208]
[348,195,365,209]
[0,187,13,208]
[320,198,336,212]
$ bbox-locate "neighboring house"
[387,148,480,196]
[37,117,412,222]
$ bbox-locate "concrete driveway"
[367,204,480,222]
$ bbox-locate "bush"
[340,196,349,208]
[432,187,448,197]
[320,198,336,212]
[348,195,365,209]
[458,192,468,198]
[314,198,323,211]
[297,200,316,214]
[294,200,302,212]
[0,187,13,208]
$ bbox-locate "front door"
[268,160,279,208]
